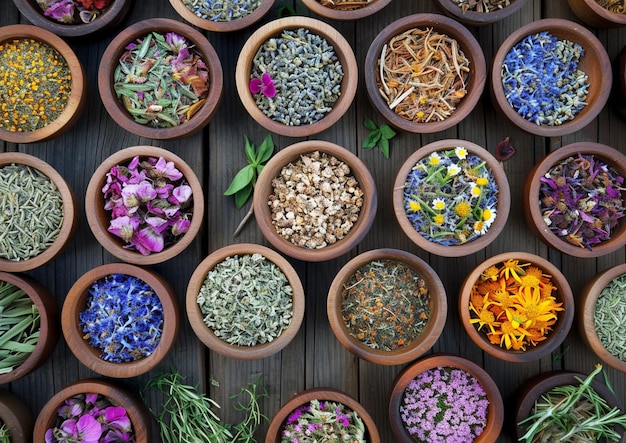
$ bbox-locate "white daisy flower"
[432,198,446,211]
[455,146,468,159]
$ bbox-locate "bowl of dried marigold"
[0,25,87,143]
[459,251,574,363]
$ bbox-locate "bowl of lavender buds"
[169,0,275,32]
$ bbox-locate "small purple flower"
[107,215,139,243]
[154,157,183,181]
[165,32,188,54]
[249,73,276,98]
[43,0,74,23]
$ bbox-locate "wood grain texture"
[2,0,626,442]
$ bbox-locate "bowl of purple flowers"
[85,145,204,265]
[388,353,504,443]
[61,263,179,378]
[491,18,612,137]
[522,142,626,258]
[34,378,151,442]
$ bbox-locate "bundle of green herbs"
[0,422,8,443]
[518,364,626,442]
[143,370,266,443]
[0,281,40,374]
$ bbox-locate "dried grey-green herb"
[181,0,263,22]
[0,163,64,261]
[594,272,626,362]
[250,28,344,126]
[197,253,293,346]
[268,151,363,249]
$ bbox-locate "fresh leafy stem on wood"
[362,117,396,159]
[225,134,274,237]
[142,370,267,443]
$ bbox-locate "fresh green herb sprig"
[518,364,626,443]
[0,281,40,374]
[362,118,396,159]
[225,135,274,237]
[143,370,267,443]
[0,423,9,443]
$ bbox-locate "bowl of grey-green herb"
[169,0,275,32]
[491,18,612,137]
[98,18,223,141]
[0,152,77,272]
[186,243,305,360]
[235,16,358,137]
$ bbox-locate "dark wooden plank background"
[2,0,625,441]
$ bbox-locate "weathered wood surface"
[1,0,626,441]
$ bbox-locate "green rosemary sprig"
[0,423,9,443]
[143,370,266,443]
[518,364,626,443]
[362,117,396,159]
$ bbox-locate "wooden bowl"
[327,248,447,365]
[0,272,59,384]
[393,139,510,257]
[434,0,528,26]
[98,18,223,140]
[62,263,179,378]
[186,243,305,360]
[364,13,486,134]
[491,18,612,137]
[253,140,377,262]
[12,0,131,37]
[0,152,77,272]
[579,263,626,373]
[388,353,504,443]
[235,16,358,137]
[300,0,391,21]
[34,378,152,443]
[0,390,34,443]
[265,387,381,443]
[459,252,574,363]
[522,142,626,258]
[567,0,626,28]
[169,0,275,32]
[0,25,86,143]
[515,371,626,442]
[85,145,204,265]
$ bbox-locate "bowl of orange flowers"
[459,252,574,362]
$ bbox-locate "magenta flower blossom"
[43,0,75,23]
[249,73,276,98]
[165,32,187,54]
[103,155,193,255]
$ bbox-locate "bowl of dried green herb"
[567,0,626,28]
[522,142,626,258]
[12,0,131,37]
[0,390,34,443]
[85,145,204,265]
[0,271,59,384]
[327,248,447,366]
[235,16,358,137]
[300,0,391,21]
[186,243,305,360]
[434,0,528,26]
[393,139,510,257]
[252,140,377,262]
[0,25,87,144]
[0,152,77,272]
[491,18,612,137]
[579,264,626,374]
[169,0,275,32]
[62,263,179,378]
[98,18,223,141]
[364,13,486,134]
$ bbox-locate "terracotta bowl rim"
[434,0,529,25]
[252,140,377,262]
[235,16,358,137]
[84,145,205,265]
[458,251,575,362]
[569,0,626,26]
[327,248,447,365]
[186,243,305,360]
[61,263,179,378]
[523,142,626,258]
[392,139,511,257]
[364,13,487,134]
[0,152,77,272]
[97,17,223,140]
[490,18,612,137]
[0,24,86,143]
